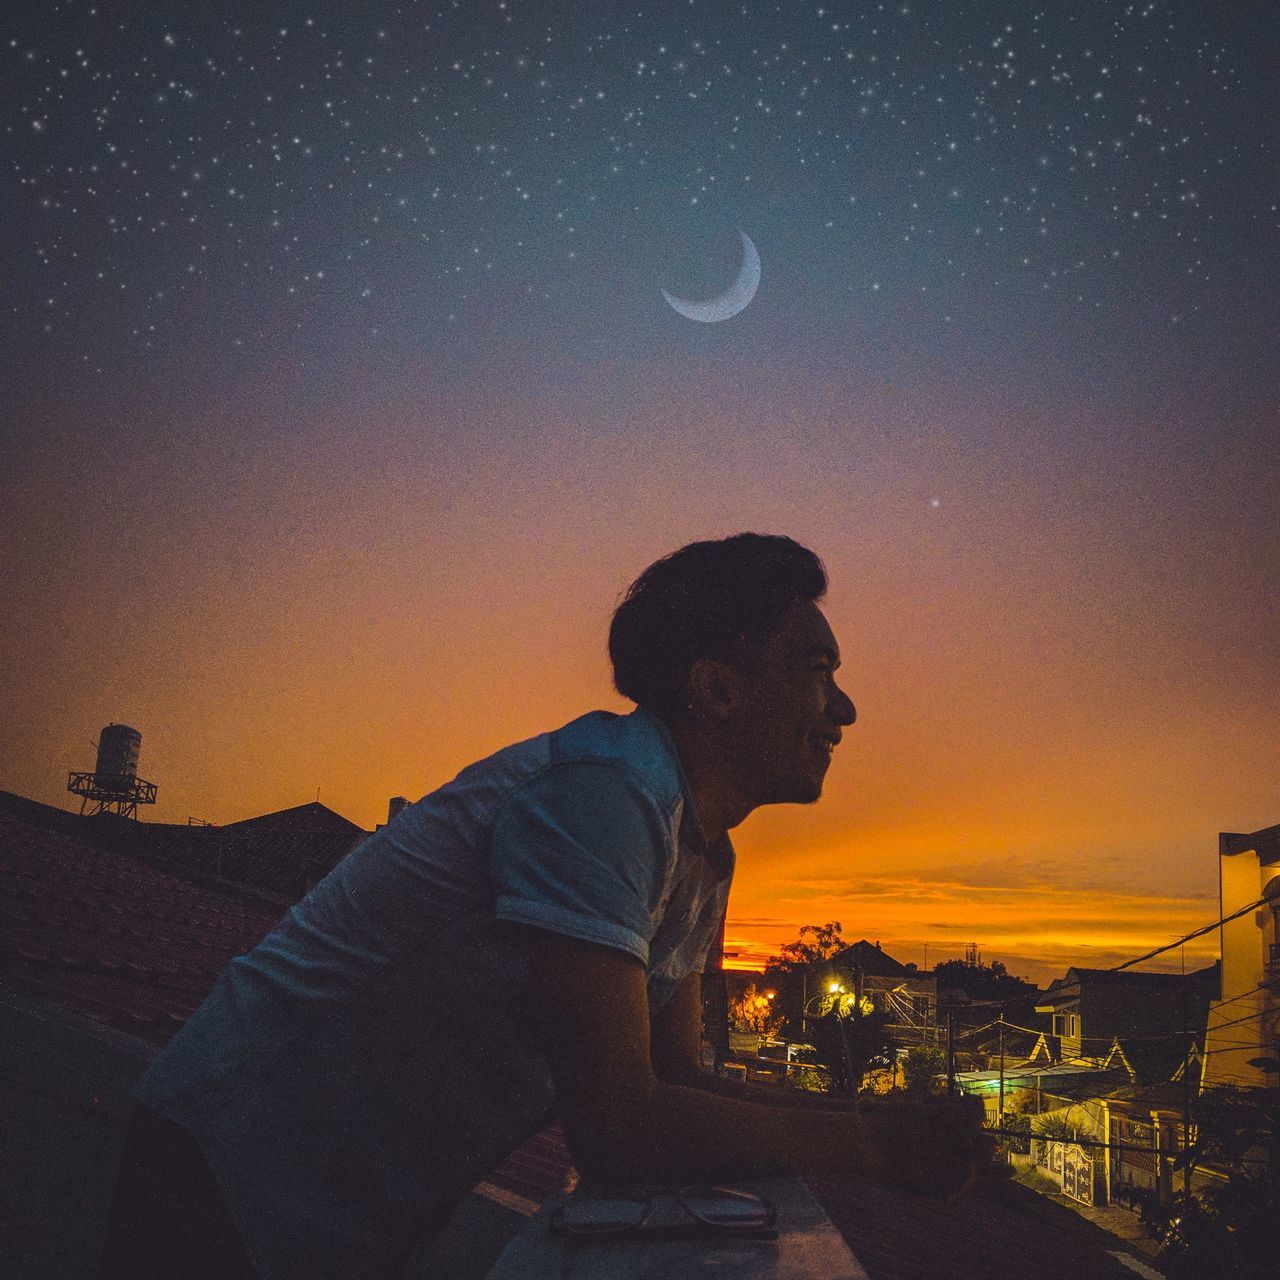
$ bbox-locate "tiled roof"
[806,1172,1142,1280]
[830,940,913,978]
[476,1125,576,1215]
[0,786,367,903]
[0,801,280,1043]
[210,803,367,895]
[1045,965,1219,995]
[221,801,365,833]
[965,1024,1053,1062]
[1106,1034,1201,1087]
[1102,1080,1198,1120]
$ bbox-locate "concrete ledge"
[486,1176,870,1279]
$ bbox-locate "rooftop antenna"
[68,723,158,819]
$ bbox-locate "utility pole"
[946,1009,956,1095]
[1181,978,1193,1194]
[998,1014,1006,1125]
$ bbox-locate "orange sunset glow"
[4,365,1274,988]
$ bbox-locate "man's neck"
[665,718,754,844]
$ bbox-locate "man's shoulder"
[417,709,676,818]
[465,709,682,810]
[545,708,681,797]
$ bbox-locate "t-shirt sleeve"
[489,761,673,965]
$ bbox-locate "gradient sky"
[3,1,1276,984]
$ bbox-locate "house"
[1098,1082,1201,1207]
[1034,965,1217,1066]
[956,1059,1125,1139]
[1200,821,1280,1091]
[823,939,940,1050]
[960,1021,1059,1073]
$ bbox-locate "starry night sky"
[3,1,1278,979]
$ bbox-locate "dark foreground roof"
[0,798,282,1042]
[0,787,367,900]
[807,1171,1142,1280]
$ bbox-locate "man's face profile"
[730,601,856,807]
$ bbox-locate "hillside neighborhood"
[3,782,1276,1278]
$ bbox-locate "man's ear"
[686,658,745,721]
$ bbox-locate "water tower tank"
[94,723,141,789]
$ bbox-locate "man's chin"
[770,776,824,805]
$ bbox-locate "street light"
[804,984,846,1027]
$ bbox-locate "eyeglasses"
[550,1186,778,1242]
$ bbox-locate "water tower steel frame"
[67,723,158,819]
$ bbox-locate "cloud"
[725,870,1219,983]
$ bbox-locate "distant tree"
[764,921,846,974]
[1145,1086,1280,1280]
[807,993,891,1095]
[1001,1110,1032,1155]
[727,983,785,1037]
[933,946,1037,1004]
[1032,1113,1080,1144]
[902,1045,946,1095]
[791,1064,833,1094]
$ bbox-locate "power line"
[1037,895,1269,1005]
[956,999,1267,1048]
[1112,894,1268,970]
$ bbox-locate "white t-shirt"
[132,707,734,1280]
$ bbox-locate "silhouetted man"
[100,533,982,1280]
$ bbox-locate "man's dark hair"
[608,533,828,718]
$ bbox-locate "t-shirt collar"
[632,706,735,874]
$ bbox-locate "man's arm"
[649,972,860,1110]
[517,926,982,1192]
[648,970,706,1082]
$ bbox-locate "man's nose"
[830,685,856,726]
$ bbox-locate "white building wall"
[1201,840,1280,1092]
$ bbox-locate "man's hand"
[512,923,989,1194]
[853,1094,991,1198]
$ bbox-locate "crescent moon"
[662,231,761,323]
